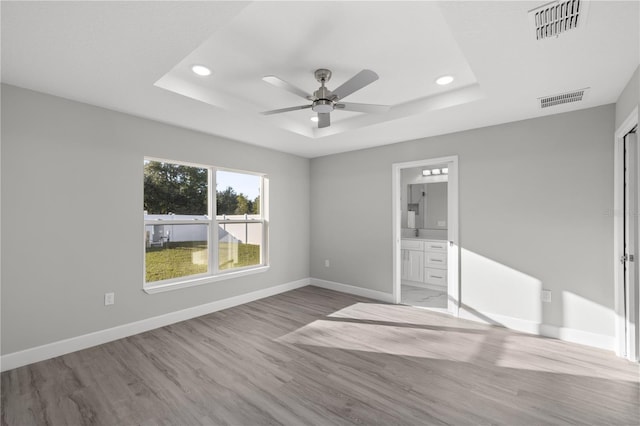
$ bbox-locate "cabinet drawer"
[425,252,447,269]
[425,240,447,252]
[401,240,423,251]
[425,268,447,286]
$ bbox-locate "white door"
[623,131,639,361]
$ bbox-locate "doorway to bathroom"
[392,156,459,315]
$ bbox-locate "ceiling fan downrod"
[312,69,335,113]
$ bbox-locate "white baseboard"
[539,324,615,351]
[1,278,310,372]
[458,307,542,334]
[2,279,616,371]
[310,278,394,303]
[458,307,615,351]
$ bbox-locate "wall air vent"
[529,0,589,40]
[538,88,589,109]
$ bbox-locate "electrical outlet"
[324,259,330,268]
[104,292,115,306]
[541,289,552,303]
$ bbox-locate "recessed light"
[436,75,454,85]
[432,169,441,175]
[422,170,432,176]
[442,167,449,174]
[191,65,211,76]
[310,116,319,122]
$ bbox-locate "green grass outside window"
[145,242,260,283]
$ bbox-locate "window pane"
[216,170,260,215]
[145,223,209,283]
[218,222,262,271]
[144,160,208,215]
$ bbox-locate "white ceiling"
[2,1,638,158]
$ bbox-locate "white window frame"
[143,158,269,294]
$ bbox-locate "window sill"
[143,265,270,294]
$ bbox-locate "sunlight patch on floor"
[327,302,490,330]
[493,335,638,383]
[277,318,487,361]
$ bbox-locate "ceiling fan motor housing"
[312,84,335,113]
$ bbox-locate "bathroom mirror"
[407,182,448,230]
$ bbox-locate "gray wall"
[615,65,639,130]
[311,105,615,337]
[1,84,310,355]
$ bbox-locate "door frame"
[614,106,639,360]
[392,156,460,315]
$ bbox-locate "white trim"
[144,156,211,170]
[210,168,218,274]
[144,219,213,225]
[392,163,402,303]
[143,265,270,294]
[458,307,543,334]
[614,127,626,357]
[539,324,615,352]
[309,278,394,303]
[613,105,639,360]
[391,156,460,315]
[458,307,615,351]
[446,159,460,316]
[616,106,639,140]
[1,278,309,372]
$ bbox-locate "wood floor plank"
[2,286,639,425]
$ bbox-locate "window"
[144,159,267,292]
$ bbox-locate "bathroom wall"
[425,182,447,230]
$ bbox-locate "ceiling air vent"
[538,88,589,109]
[529,0,589,40]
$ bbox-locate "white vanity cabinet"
[424,240,447,288]
[401,239,448,287]
[401,240,424,283]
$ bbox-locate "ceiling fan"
[261,69,390,128]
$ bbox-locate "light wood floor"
[2,286,639,425]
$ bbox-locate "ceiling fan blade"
[318,113,330,128]
[332,69,379,100]
[335,102,390,113]
[262,76,312,100]
[261,104,312,115]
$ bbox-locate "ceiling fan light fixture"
[191,65,211,76]
[436,75,454,85]
[312,99,334,114]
